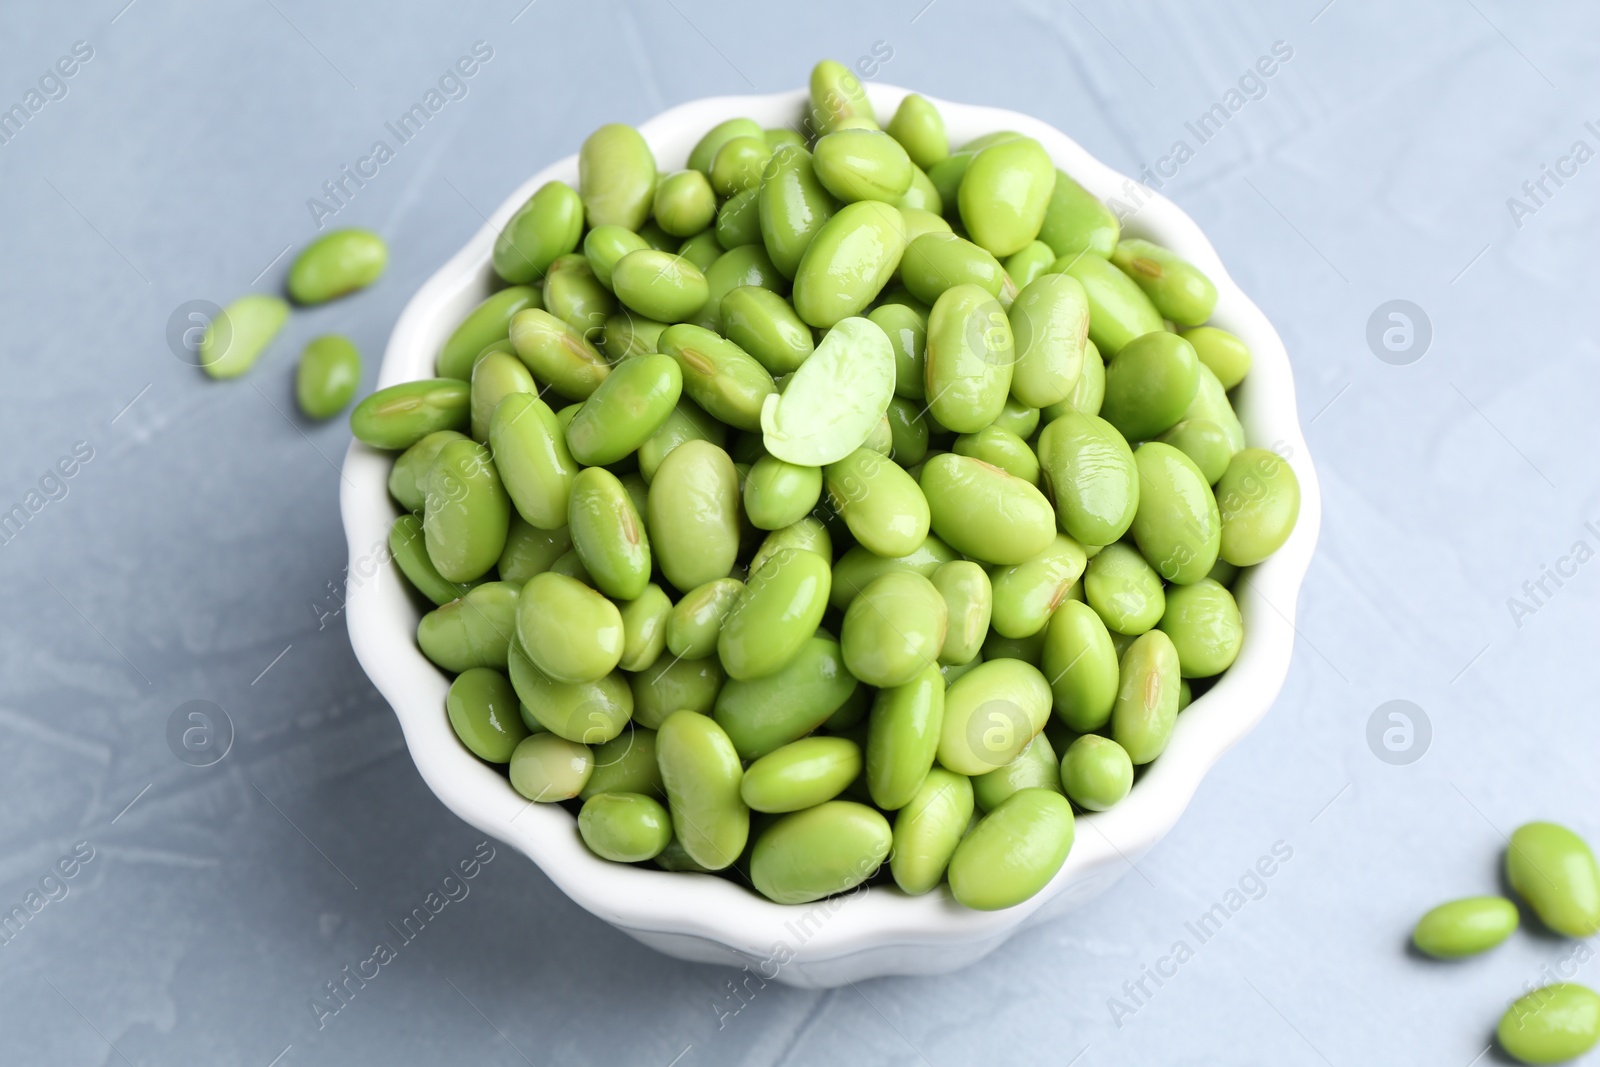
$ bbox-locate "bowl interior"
[341,81,1322,964]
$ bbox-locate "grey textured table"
[4,1,1597,1064]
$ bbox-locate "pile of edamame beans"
[350,60,1302,911]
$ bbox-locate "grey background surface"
[2,1,1597,1064]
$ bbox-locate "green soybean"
[758,145,840,279]
[886,93,948,169]
[689,117,764,174]
[578,792,672,863]
[507,640,633,744]
[542,253,615,338]
[714,634,857,759]
[697,244,785,333]
[952,426,1038,484]
[824,446,930,558]
[1037,411,1138,548]
[751,516,833,575]
[1110,239,1217,327]
[988,534,1088,639]
[438,286,540,380]
[666,578,744,660]
[489,392,577,529]
[567,466,652,600]
[1498,984,1600,1065]
[863,664,944,811]
[1100,331,1200,442]
[296,335,362,419]
[890,767,973,895]
[611,250,710,324]
[959,137,1056,258]
[974,733,1061,812]
[509,733,592,802]
[716,187,763,250]
[920,453,1055,565]
[584,225,651,290]
[1004,241,1058,290]
[656,709,748,870]
[841,571,948,688]
[925,283,1014,433]
[581,726,663,800]
[1083,542,1165,635]
[516,571,623,684]
[932,560,991,666]
[1041,600,1120,732]
[1507,822,1600,938]
[417,581,520,672]
[814,128,913,204]
[565,353,683,466]
[1157,419,1233,485]
[868,300,928,401]
[948,788,1075,910]
[352,378,470,450]
[1180,325,1251,390]
[1411,896,1518,959]
[808,59,876,136]
[791,200,907,328]
[710,134,771,197]
[900,232,1011,307]
[1132,441,1221,585]
[1060,734,1134,811]
[1215,448,1301,567]
[199,294,288,380]
[618,584,671,672]
[578,123,657,230]
[653,170,717,237]
[719,548,831,679]
[743,453,823,530]
[629,655,725,729]
[937,657,1052,775]
[507,309,610,401]
[446,667,528,763]
[741,736,862,813]
[720,285,815,374]
[659,324,775,432]
[1059,253,1163,357]
[1157,579,1242,678]
[390,514,475,606]
[1007,273,1088,409]
[288,228,387,305]
[494,181,584,284]
[468,349,535,442]
[646,439,740,591]
[1038,170,1118,259]
[1111,630,1181,763]
[423,438,509,582]
[751,801,891,904]
[759,316,897,467]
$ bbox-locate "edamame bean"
[841,571,948,687]
[578,123,657,230]
[992,396,1040,439]
[714,634,858,759]
[1110,239,1217,327]
[920,453,1055,565]
[931,560,991,667]
[288,228,387,304]
[447,667,528,763]
[1038,170,1119,259]
[611,250,710,324]
[296,335,362,419]
[697,244,785,333]
[719,548,831,679]
[352,378,470,450]
[646,439,740,591]
[890,767,973,895]
[1100,331,1200,442]
[824,447,930,558]
[1111,630,1181,764]
[199,294,288,380]
[509,733,592,802]
[1157,419,1232,484]
[494,181,584,284]
[948,788,1075,910]
[897,163,943,215]
[743,454,822,530]
[568,466,652,600]
[507,640,633,744]
[629,655,725,729]
[565,353,683,466]
[741,736,862,813]
[1041,600,1120,731]
[716,187,763,249]
[676,229,723,273]
[1498,984,1600,1065]
[581,726,663,800]
[813,129,913,204]
[618,584,671,672]
[751,801,890,904]
[868,300,928,401]
[1060,735,1133,811]
[1007,273,1088,409]
[720,286,815,374]
[417,582,520,672]
[666,578,744,660]
[760,316,896,466]
[468,348,535,442]
[758,145,840,279]
[1157,579,1242,677]
[424,438,509,582]
[390,514,475,606]
[884,396,930,467]
[809,59,876,136]
[1037,411,1138,547]
[863,664,944,810]
[1180,325,1251,390]
[1059,253,1163,357]
[488,392,577,529]
[1132,441,1220,585]
[1004,241,1057,290]
[652,170,717,237]
[583,225,651,290]
[507,309,610,401]
[516,572,623,684]
[689,117,764,174]
[750,516,832,574]
[937,657,1052,775]
[791,200,907,328]
[543,253,615,338]
[985,627,1046,666]
[579,792,672,862]
[659,324,775,432]
[709,135,771,197]
[1083,542,1165,635]
[1508,822,1600,937]
[974,733,1061,812]
[901,232,1010,306]
[989,534,1088,638]
[1411,896,1518,959]
[656,709,748,870]
[438,286,541,380]
[952,425,1038,484]
[959,137,1056,258]
[637,400,726,483]
[1215,448,1302,567]
[925,283,1014,433]
[886,93,948,169]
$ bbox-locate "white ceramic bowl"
[340,82,1321,988]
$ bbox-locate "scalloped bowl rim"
[340,81,1321,982]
